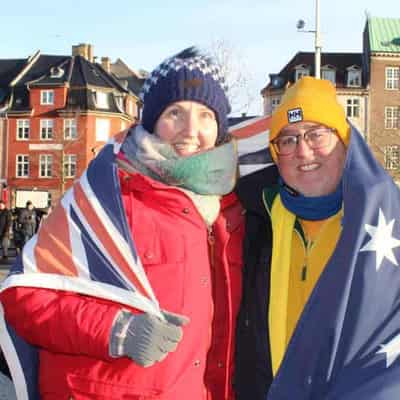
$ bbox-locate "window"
[385,106,400,129]
[64,119,77,140]
[96,118,110,141]
[384,145,400,170]
[16,154,29,177]
[64,155,77,178]
[115,95,124,113]
[295,67,310,82]
[347,70,361,87]
[94,91,109,109]
[40,119,54,140]
[39,154,53,178]
[385,67,400,90]
[322,68,336,84]
[346,98,360,118]
[41,90,54,105]
[271,97,281,113]
[16,119,30,140]
[50,66,64,78]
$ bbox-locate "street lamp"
[296,0,322,79]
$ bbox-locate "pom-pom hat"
[140,47,231,144]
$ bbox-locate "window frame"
[94,91,109,109]
[321,67,336,84]
[63,118,77,140]
[295,67,310,82]
[16,119,30,140]
[40,119,54,140]
[95,118,111,141]
[385,67,400,90]
[64,154,77,179]
[346,98,360,118]
[16,154,29,178]
[271,96,281,113]
[385,106,400,129]
[384,145,400,170]
[347,70,361,87]
[40,90,55,105]
[39,154,53,178]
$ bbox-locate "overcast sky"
[2,0,399,115]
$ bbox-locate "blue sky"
[1,0,399,115]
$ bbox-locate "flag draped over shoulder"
[268,128,400,400]
[0,130,162,400]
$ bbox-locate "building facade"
[261,52,369,137]
[364,17,400,183]
[0,44,143,207]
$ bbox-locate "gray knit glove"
[109,309,189,367]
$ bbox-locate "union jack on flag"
[0,130,162,400]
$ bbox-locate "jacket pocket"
[137,221,186,313]
[67,374,161,399]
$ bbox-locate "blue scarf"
[279,177,343,220]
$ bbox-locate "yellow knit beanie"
[270,76,350,160]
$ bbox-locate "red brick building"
[363,17,400,183]
[0,44,143,207]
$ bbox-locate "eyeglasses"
[271,127,336,156]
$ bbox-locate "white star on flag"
[360,208,400,271]
[377,334,400,368]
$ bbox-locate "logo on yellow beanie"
[287,108,303,124]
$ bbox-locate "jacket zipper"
[207,226,215,269]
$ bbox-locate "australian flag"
[0,130,162,400]
[268,127,400,399]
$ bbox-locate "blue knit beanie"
[140,47,231,144]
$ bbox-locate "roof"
[367,17,400,53]
[0,59,27,107]
[1,52,131,113]
[18,55,70,86]
[262,52,365,92]
[110,59,145,96]
[70,56,127,91]
[0,59,27,86]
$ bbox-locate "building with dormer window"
[261,52,369,136]
[0,44,144,206]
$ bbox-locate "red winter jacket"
[1,171,244,400]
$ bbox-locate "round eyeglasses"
[271,127,336,156]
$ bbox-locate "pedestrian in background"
[18,201,37,246]
[0,201,11,261]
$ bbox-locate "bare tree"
[208,39,256,115]
[368,128,400,183]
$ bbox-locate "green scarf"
[120,125,238,195]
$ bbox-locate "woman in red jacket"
[0,47,244,400]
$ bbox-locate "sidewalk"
[0,249,18,281]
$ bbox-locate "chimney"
[72,43,94,62]
[101,57,111,73]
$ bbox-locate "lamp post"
[297,0,322,79]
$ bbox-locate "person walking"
[0,201,11,261]
[18,201,37,246]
